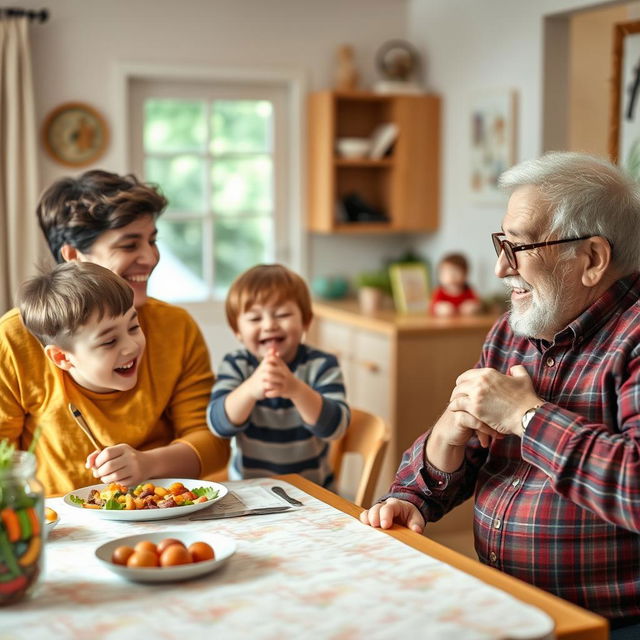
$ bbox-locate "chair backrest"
[329,408,390,508]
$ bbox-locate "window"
[129,78,293,303]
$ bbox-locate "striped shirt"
[207,344,350,487]
[384,273,640,619]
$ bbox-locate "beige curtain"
[0,17,41,314]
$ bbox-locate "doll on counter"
[430,253,481,317]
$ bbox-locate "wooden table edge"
[277,474,609,640]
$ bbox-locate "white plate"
[46,516,60,531]
[63,478,227,521]
[95,530,236,583]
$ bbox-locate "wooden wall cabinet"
[307,91,441,233]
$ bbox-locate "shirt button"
[494,519,501,529]
[546,357,555,367]
[511,478,520,488]
[489,552,497,563]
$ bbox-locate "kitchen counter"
[312,299,499,336]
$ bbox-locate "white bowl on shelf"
[336,137,371,159]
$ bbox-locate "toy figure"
[430,253,481,317]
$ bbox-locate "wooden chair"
[330,407,390,508]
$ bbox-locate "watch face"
[43,102,109,167]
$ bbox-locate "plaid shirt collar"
[526,272,640,352]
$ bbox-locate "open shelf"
[307,90,441,234]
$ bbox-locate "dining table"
[3,474,607,640]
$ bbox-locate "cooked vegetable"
[70,482,218,511]
[18,536,41,567]
[0,509,21,543]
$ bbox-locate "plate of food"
[63,478,227,521]
[95,530,236,583]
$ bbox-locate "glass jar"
[0,451,44,605]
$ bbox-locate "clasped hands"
[447,364,542,443]
[360,364,542,533]
[246,347,299,400]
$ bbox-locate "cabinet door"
[350,330,391,422]
[308,318,355,396]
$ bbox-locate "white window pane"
[211,100,273,154]
[146,155,206,214]
[213,217,273,296]
[148,220,208,302]
[212,156,273,215]
[144,99,206,153]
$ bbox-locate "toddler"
[208,264,350,488]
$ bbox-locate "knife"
[188,505,292,521]
[271,485,304,506]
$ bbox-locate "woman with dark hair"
[0,170,229,495]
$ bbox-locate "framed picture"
[610,20,640,178]
[389,263,430,314]
[469,89,517,204]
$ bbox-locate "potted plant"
[354,270,392,314]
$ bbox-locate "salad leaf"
[104,497,124,510]
[192,487,219,500]
[68,494,84,505]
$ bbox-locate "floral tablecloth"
[2,478,554,640]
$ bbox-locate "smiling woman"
[0,170,230,496]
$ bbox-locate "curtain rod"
[0,7,48,22]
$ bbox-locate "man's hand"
[448,365,542,437]
[86,444,149,487]
[360,498,425,533]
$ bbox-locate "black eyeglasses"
[491,232,592,270]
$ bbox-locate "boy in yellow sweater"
[13,261,199,493]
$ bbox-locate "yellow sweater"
[0,298,229,496]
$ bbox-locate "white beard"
[504,269,572,339]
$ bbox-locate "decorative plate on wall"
[42,102,109,167]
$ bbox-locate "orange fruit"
[127,549,159,568]
[188,541,215,563]
[134,540,157,556]
[156,538,185,555]
[112,545,135,566]
[160,544,193,567]
[45,507,58,522]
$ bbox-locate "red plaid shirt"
[385,273,640,619]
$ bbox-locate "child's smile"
[236,300,307,363]
[54,307,146,393]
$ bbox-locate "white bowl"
[336,137,371,159]
[95,531,236,583]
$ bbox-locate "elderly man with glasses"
[361,152,640,637]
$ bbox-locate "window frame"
[117,64,306,317]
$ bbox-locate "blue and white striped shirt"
[207,344,350,487]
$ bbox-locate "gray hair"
[499,151,640,274]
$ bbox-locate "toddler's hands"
[85,443,149,488]
[260,349,298,399]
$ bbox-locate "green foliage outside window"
[143,97,275,301]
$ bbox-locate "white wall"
[20,0,632,308]
[24,0,412,279]
[407,0,627,297]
